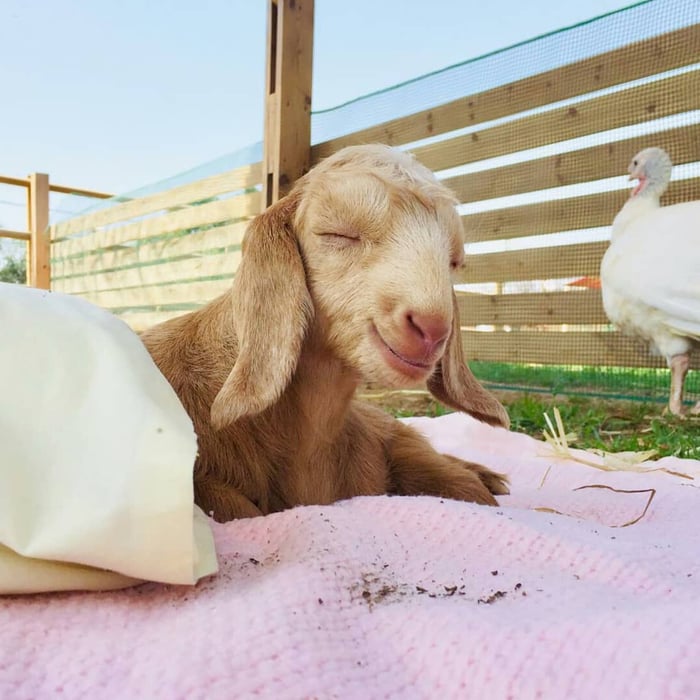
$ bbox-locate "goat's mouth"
[370,324,435,380]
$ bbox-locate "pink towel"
[1,412,698,699]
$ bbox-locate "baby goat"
[141,145,510,521]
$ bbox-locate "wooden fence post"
[28,173,50,289]
[262,0,314,208]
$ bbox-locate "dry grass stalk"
[535,486,656,528]
[540,407,693,481]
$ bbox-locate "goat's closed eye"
[319,231,361,247]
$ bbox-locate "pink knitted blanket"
[2,412,698,699]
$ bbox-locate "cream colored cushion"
[0,283,217,593]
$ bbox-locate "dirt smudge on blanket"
[352,571,527,609]
[477,590,508,605]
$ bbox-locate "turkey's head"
[628,147,673,199]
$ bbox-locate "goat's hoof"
[479,470,510,496]
[460,461,509,496]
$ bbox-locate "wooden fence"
[50,164,262,331]
[0,174,111,288]
[47,20,700,371]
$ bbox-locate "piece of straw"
[540,407,693,481]
[534,486,656,528]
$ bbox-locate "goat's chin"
[378,345,435,384]
[353,343,435,388]
[367,324,436,384]
[359,361,431,389]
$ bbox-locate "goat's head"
[211,145,508,430]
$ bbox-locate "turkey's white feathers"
[600,151,700,360]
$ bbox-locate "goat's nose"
[406,312,450,354]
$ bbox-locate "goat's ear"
[210,193,313,429]
[427,292,510,428]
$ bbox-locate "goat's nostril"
[406,312,450,348]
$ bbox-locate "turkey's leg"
[668,353,689,416]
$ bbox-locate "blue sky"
[0,0,637,232]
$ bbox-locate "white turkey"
[600,147,700,416]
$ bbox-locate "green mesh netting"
[308,0,700,406]
[45,0,700,406]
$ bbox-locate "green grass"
[369,359,700,459]
[506,394,700,460]
[470,361,700,403]
[374,391,700,460]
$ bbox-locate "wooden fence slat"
[76,278,232,311]
[457,240,608,284]
[448,120,700,205]
[120,310,191,333]
[444,104,700,212]
[0,175,29,188]
[457,290,607,326]
[311,24,700,160]
[461,175,700,242]
[461,330,700,369]
[53,249,242,295]
[50,163,262,240]
[51,221,248,280]
[414,71,700,173]
[0,228,31,242]
[52,192,260,259]
[49,184,112,199]
[463,190,625,243]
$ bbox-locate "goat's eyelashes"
[319,232,361,247]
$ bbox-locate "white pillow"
[0,283,217,593]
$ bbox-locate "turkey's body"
[599,147,700,414]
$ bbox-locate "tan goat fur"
[141,145,510,521]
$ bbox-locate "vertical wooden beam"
[262,0,314,207]
[25,177,33,285]
[28,173,50,289]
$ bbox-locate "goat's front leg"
[194,477,263,522]
[386,419,509,506]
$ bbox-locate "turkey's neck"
[610,177,665,241]
[634,175,667,201]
